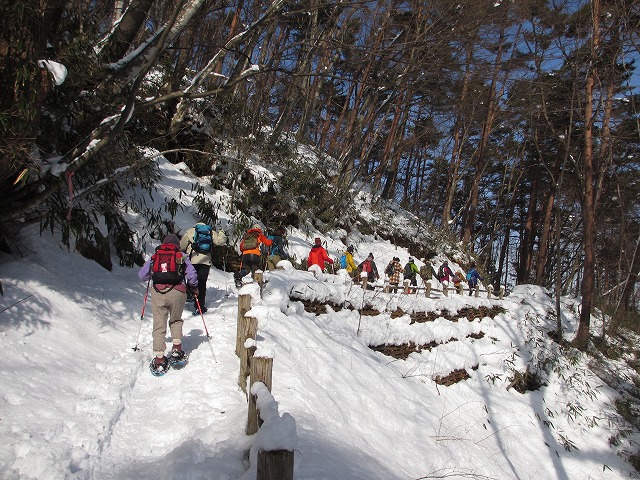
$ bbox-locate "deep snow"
[1,157,638,480]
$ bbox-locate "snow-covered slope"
[0,156,637,480]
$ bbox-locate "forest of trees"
[0,0,639,348]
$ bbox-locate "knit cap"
[163,233,180,246]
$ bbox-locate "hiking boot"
[170,347,187,362]
[235,279,243,288]
[150,356,169,376]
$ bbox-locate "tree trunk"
[574,0,601,349]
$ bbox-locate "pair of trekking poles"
[133,278,216,362]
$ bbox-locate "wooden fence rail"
[363,275,505,299]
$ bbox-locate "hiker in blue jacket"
[266,226,289,271]
[466,262,483,295]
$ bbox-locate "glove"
[190,287,199,297]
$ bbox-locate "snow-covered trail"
[91,297,251,480]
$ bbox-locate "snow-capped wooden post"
[251,382,296,480]
[474,285,480,298]
[236,294,252,357]
[247,355,273,435]
[456,283,464,295]
[443,283,448,297]
[499,286,505,300]
[487,284,493,299]
[425,282,431,298]
[403,279,410,294]
[238,316,258,394]
[255,270,264,287]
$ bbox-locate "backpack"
[404,264,414,278]
[437,265,445,279]
[240,231,259,252]
[361,259,372,273]
[151,243,184,286]
[340,254,347,269]
[466,271,472,281]
[385,262,393,276]
[192,224,212,253]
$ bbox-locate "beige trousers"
[151,288,186,357]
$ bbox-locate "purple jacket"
[138,254,198,292]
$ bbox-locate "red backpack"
[361,259,372,273]
[151,243,185,287]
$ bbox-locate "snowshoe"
[168,349,189,369]
[150,356,170,377]
[192,306,208,316]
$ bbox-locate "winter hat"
[368,253,374,259]
[163,233,180,246]
[252,224,261,230]
[409,257,414,263]
[315,237,321,246]
[347,245,354,253]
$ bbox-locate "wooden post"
[457,283,464,295]
[238,316,258,393]
[361,272,368,290]
[257,449,294,480]
[403,280,410,294]
[255,270,264,286]
[499,286,505,300]
[236,294,252,357]
[474,285,480,298]
[443,284,448,297]
[487,284,493,299]
[425,282,431,298]
[247,356,273,435]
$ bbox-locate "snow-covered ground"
[1,158,637,479]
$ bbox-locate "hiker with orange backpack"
[234,224,272,288]
[138,233,198,376]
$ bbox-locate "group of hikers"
[139,221,483,375]
[303,237,483,295]
[332,246,483,295]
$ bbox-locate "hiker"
[437,261,455,288]
[307,237,334,273]
[234,225,272,288]
[419,259,437,284]
[453,270,465,291]
[466,262,484,295]
[358,253,380,289]
[138,233,198,375]
[266,226,289,271]
[180,221,226,315]
[385,256,403,292]
[340,245,358,278]
[403,257,420,293]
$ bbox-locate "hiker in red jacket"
[307,237,334,272]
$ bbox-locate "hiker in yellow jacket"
[343,245,358,277]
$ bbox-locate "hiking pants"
[193,263,210,310]
[267,254,282,271]
[151,288,186,357]
[236,253,261,281]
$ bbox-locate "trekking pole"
[133,278,151,351]
[194,296,217,362]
